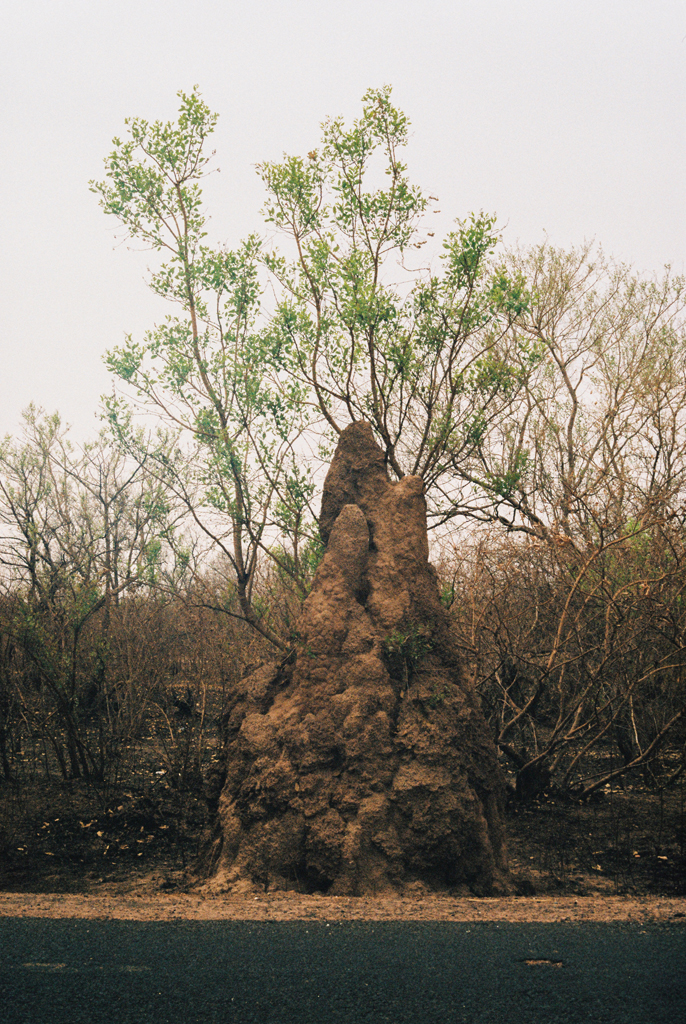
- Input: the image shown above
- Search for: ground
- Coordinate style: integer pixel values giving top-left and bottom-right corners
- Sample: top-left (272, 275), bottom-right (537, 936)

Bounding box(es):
top-left (1, 769), bottom-right (684, 922)
top-left (1, 891), bottom-right (685, 924)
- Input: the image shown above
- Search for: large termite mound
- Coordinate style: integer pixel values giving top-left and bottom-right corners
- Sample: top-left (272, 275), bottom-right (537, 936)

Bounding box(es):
top-left (207, 422), bottom-right (509, 895)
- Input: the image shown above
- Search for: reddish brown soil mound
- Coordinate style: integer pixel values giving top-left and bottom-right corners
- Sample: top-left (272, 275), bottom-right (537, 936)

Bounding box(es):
top-left (206, 422), bottom-right (508, 895)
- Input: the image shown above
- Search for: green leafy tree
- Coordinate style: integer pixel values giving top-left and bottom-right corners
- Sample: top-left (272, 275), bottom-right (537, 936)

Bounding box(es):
top-left (259, 85), bottom-right (534, 526)
top-left (91, 88), bottom-right (312, 649)
top-left (92, 86), bottom-right (534, 648)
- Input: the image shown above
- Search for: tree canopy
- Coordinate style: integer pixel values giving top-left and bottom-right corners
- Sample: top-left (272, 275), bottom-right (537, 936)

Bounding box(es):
top-left (90, 86), bottom-right (540, 643)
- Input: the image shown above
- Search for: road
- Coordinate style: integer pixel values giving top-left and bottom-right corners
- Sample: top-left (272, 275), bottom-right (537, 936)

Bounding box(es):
top-left (1, 919), bottom-right (684, 1023)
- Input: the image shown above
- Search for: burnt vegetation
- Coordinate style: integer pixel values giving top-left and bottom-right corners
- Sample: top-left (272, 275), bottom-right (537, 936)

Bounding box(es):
top-left (0, 411), bottom-right (683, 895)
top-left (2, 89), bottom-right (686, 895)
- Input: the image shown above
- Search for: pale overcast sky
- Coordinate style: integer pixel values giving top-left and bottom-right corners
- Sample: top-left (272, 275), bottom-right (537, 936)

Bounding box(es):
top-left (2, 0), bottom-right (685, 439)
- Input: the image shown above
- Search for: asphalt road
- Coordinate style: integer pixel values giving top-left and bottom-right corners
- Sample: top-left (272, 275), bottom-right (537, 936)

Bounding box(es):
top-left (0, 918), bottom-right (684, 1024)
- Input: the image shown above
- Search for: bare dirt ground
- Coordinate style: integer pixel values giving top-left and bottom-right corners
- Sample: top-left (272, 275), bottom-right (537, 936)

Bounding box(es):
top-left (2, 765), bottom-right (684, 924)
top-left (1, 889), bottom-right (685, 924)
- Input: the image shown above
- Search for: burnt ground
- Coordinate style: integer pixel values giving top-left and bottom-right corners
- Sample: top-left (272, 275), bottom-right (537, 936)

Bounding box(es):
top-left (1, 763), bottom-right (684, 901)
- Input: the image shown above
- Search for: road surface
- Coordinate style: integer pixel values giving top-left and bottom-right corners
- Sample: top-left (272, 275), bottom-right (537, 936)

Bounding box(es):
top-left (1, 918), bottom-right (684, 1023)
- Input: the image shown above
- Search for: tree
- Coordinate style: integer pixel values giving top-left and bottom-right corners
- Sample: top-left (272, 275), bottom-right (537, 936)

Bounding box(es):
top-left (92, 87), bottom-right (534, 649)
top-left (458, 243), bottom-right (686, 537)
top-left (0, 408), bottom-right (184, 781)
top-left (446, 244), bottom-right (686, 798)
top-left (259, 85), bottom-right (533, 525)
top-left (92, 88), bottom-right (314, 649)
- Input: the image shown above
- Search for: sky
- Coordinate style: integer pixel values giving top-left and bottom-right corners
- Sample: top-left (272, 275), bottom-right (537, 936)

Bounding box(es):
top-left (1, 0), bottom-right (685, 440)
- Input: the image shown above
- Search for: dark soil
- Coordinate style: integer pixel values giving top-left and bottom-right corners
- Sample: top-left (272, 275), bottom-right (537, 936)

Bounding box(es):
top-left (1, 769), bottom-right (684, 898)
top-left (0, 775), bottom-right (208, 895)
top-left (505, 784), bottom-right (686, 896)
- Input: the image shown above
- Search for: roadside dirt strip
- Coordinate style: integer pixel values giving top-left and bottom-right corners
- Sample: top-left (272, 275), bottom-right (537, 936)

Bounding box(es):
top-left (1, 894), bottom-right (685, 924)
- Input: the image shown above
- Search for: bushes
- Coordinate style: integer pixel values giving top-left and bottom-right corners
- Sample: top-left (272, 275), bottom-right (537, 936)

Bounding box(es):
top-left (0, 583), bottom-right (268, 788)
top-left (0, 410), bottom-right (266, 789)
top-left (446, 524), bottom-right (686, 800)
